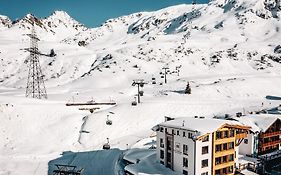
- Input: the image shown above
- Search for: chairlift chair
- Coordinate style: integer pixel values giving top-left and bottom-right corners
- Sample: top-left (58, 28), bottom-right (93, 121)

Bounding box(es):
top-left (106, 120), bottom-right (112, 125)
top-left (103, 143), bottom-right (110, 150)
top-left (139, 90), bottom-right (144, 96)
top-left (132, 101), bottom-right (137, 106)
top-left (103, 138), bottom-right (110, 150)
top-left (132, 97), bottom-right (137, 106)
top-left (106, 115), bottom-right (112, 125)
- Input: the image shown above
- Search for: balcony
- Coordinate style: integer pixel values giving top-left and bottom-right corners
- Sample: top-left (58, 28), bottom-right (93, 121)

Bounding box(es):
top-left (261, 131), bottom-right (281, 138)
top-left (214, 161), bottom-right (235, 170)
top-left (262, 139), bottom-right (281, 148)
top-left (214, 149), bottom-right (235, 157)
top-left (215, 137), bottom-right (235, 144)
top-left (236, 132), bottom-right (247, 139)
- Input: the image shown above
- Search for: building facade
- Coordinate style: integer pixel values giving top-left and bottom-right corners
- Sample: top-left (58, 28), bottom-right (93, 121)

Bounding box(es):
top-left (237, 114), bottom-right (281, 157)
top-left (155, 117), bottom-right (250, 175)
top-left (258, 118), bottom-right (281, 155)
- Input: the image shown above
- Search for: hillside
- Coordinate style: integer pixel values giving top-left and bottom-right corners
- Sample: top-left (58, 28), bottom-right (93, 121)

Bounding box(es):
top-left (1, 0), bottom-right (281, 174)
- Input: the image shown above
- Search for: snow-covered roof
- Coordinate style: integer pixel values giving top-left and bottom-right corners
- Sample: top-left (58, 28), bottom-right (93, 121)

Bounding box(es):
top-left (158, 117), bottom-right (246, 138)
top-left (123, 148), bottom-right (156, 164)
top-left (232, 114), bottom-right (280, 133)
top-left (238, 154), bottom-right (260, 164)
top-left (124, 151), bottom-right (179, 175)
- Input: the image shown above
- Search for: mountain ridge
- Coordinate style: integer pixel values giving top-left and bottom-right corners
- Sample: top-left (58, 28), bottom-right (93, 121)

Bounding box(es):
top-left (0, 1), bottom-right (281, 88)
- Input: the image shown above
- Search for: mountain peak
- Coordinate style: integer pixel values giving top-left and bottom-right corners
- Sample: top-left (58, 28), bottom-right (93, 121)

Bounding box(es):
top-left (25, 13), bottom-right (35, 18)
top-left (0, 15), bottom-right (12, 28)
top-left (50, 10), bottom-right (71, 19)
top-left (44, 10), bottom-right (87, 32)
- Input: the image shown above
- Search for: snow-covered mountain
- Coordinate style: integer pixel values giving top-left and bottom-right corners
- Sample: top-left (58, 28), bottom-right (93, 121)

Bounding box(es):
top-left (0, 15), bottom-right (12, 29)
top-left (1, 0), bottom-right (281, 175)
top-left (1, 0), bottom-right (281, 88)
top-left (0, 11), bottom-right (87, 41)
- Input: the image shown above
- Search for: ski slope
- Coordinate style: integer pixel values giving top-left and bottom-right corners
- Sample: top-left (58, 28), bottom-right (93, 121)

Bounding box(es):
top-left (0, 0), bottom-right (281, 174)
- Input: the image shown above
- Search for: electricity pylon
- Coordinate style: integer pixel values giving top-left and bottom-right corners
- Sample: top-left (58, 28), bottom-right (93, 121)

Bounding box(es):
top-left (25, 24), bottom-right (47, 99)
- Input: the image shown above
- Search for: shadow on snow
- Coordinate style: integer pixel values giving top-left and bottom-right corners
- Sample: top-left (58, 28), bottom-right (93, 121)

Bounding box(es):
top-left (48, 149), bottom-right (125, 175)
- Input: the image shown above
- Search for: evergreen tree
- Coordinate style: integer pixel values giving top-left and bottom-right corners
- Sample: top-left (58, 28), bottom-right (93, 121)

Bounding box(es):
top-left (185, 82), bottom-right (191, 94)
top-left (50, 49), bottom-right (56, 57)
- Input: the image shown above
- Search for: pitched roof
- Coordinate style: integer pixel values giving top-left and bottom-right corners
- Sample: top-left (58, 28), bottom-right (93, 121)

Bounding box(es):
top-left (232, 114), bottom-right (280, 132)
top-left (158, 117), bottom-right (246, 139)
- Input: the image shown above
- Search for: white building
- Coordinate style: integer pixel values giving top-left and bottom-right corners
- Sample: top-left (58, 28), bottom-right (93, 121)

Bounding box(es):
top-left (154, 117), bottom-right (250, 175)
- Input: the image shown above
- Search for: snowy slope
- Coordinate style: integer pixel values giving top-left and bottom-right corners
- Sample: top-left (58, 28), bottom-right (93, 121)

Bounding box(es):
top-left (1, 0), bottom-right (281, 174)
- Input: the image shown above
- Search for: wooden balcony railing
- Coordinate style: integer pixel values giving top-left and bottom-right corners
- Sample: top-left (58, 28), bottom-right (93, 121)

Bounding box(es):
top-left (262, 139), bottom-right (281, 148)
top-left (261, 131), bottom-right (281, 138)
top-left (214, 161), bottom-right (235, 170)
top-left (236, 133), bottom-right (247, 139)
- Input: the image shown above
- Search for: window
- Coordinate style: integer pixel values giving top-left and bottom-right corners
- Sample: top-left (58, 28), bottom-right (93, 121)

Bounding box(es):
top-left (230, 130), bottom-right (234, 137)
top-left (167, 140), bottom-right (172, 150)
top-left (175, 142), bottom-right (180, 152)
top-left (160, 150), bottom-right (164, 159)
top-left (215, 170), bottom-right (220, 175)
top-left (244, 139), bottom-right (248, 144)
top-left (216, 132), bottom-right (222, 139)
top-left (201, 159), bottom-right (208, 168)
top-left (229, 154), bottom-right (234, 161)
top-left (167, 152), bottom-right (172, 162)
top-left (202, 135), bottom-right (209, 142)
top-left (188, 132), bottom-right (193, 139)
top-left (222, 156), bottom-right (227, 163)
top-left (160, 138), bottom-right (164, 148)
top-left (165, 128), bottom-right (167, 133)
top-left (183, 131), bottom-right (186, 137)
top-left (177, 130), bottom-right (180, 136)
top-left (201, 172), bottom-right (208, 175)
top-left (202, 146), bottom-right (208, 155)
top-left (183, 144), bottom-right (188, 155)
top-left (223, 143), bottom-right (227, 150)
top-left (172, 129), bottom-right (175, 135)
top-left (215, 144), bottom-right (222, 152)
top-left (215, 157), bottom-right (221, 165)
top-left (229, 142), bottom-right (234, 149)
top-left (224, 131), bottom-right (229, 138)
top-left (228, 166), bottom-right (234, 173)
top-left (183, 157), bottom-right (188, 167)
top-left (223, 168), bottom-right (227, 174)
top-left (183, 170), bottom-right (188, 175)
top-left (160, 127), bottom-right (164, 132)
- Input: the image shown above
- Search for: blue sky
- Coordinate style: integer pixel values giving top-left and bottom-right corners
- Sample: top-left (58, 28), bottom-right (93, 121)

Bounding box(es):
top-left (0, 0), bottom-right (209, 27)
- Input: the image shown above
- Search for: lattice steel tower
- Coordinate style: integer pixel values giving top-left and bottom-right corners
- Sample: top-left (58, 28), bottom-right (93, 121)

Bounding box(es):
top-left (25, 24), bottom-right (47, 99)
